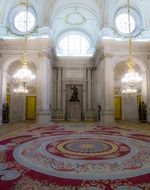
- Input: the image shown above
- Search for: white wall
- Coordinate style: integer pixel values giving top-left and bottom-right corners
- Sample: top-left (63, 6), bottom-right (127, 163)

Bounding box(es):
top-left (122, 95), bottom-right (138, 121)
top-left (53, 57), bottom-right (95, 119)
top-left (9, 94), bottom-right (26, 122)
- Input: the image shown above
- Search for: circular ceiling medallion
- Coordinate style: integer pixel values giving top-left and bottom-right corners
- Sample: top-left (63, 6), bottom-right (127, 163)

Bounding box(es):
top-left (65, 11), bottom-right (86, 25)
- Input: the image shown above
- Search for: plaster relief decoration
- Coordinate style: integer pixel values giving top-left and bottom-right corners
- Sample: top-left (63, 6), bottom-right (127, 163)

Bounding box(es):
top-left (94, 47), bottom-right (105, 65)
top-left (114, 87), bottom-right (121, 95)
top-left (65, 9), bottom-right (86, 25)
top-left (51, 2), bottom-right (100, 46)
top-left (65, 69), bottom-right (84, 79)
top-left (28, 86), bottom-right (36, 94)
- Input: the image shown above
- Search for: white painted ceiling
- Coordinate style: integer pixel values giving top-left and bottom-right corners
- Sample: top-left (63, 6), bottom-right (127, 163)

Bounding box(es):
top-left (0, 0), bottom-right (150, 44)
top-left (0, 0), bottom-right (147, 94)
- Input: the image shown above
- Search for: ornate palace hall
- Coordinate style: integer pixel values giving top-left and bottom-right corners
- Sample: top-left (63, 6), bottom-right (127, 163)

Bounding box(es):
top-left (0, 0), bottom-right (150, 189)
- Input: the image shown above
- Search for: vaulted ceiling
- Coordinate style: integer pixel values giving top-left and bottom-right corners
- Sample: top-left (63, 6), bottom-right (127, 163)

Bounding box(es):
top-left (0, 0), bottom-right (150, 45)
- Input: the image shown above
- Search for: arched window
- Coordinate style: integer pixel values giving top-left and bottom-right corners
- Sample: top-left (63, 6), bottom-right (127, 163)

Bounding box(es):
top-left (9, 6), bottom-right (37, 34)
top-left (114, 7), bottom-right (142, 36)
top-left (57, 33), bottom-right (93, 56)
top-left (115, 13), bottom-right (135, 34)
top-left (14, 11), bottom-right (36, 33)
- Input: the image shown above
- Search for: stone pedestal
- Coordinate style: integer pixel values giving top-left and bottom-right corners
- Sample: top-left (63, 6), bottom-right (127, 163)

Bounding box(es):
top-left (85, 110), bottom-right (96, 121)
top-left (68, 102), bottom-right (81, 121)
top-left (100, 109), bottom-right (115, 124)
top-left (52, 110), bottom-right (64, 121)
top-left (37, 110), bottom-right (51, 124)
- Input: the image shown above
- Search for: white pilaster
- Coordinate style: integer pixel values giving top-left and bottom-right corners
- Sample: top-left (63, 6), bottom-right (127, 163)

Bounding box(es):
top-left (51, 67), bottom-right (64, 121)
top-left (52, 68), bottom-right (57, 110)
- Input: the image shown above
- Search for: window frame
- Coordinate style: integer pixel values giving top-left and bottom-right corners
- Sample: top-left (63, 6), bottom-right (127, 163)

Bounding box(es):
top-left (114, 7), bottom-right (142, 37)
top-left (56, 31), bottom-right (93, 57)
top-left (9, 5), bottom-right (37, 35)
top-left (115, 13), bottom-right (136, 34)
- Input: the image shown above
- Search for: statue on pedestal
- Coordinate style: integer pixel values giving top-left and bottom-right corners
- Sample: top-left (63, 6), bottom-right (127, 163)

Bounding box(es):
top-left (2, 103), bottom-right (9, 123)
top-left (69, 85), bottom-right (79, 102)
top-left (97, 104), bottom-right (101, 121)
top-left (139, 101), bottom-right (147, 122)
top-left (141, 101), bottom-right (147, 122)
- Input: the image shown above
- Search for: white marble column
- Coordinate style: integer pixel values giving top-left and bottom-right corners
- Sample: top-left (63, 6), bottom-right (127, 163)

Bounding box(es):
top-left (85, 67), bottom-right (96, 120)
top-left (37, 53), bottom-right (51, 124)
top-left (98, 54), bottom-right (114, 124)
top-left (146, 70), bottom-right (150, 122)
top-left (52, 68), bottom-right (57, 110)
top-left (92, 67), bottom-right (96, 110)
top-left (54, 67), bottom-right (64, 120)
top-left (62, 68), bottom-right (66, 115)
top-left (82, 68), bottom-right (87, 117)
top-left (141, 72), bottom-right (147, 103)
top-left (87, 68), bottom-right (92, 110)
top-left (57, 67), bottom-right (62, 110)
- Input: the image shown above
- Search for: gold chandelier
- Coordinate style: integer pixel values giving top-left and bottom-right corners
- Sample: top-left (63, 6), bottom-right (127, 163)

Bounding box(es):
top-left (13, 0), bottom-right (36, 93)
top-left (121, 0), bottom-right (142, 94)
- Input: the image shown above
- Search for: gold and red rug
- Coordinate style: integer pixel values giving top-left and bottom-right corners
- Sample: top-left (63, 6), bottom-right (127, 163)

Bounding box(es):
top-left (0, 123), bottom-right (150, 190)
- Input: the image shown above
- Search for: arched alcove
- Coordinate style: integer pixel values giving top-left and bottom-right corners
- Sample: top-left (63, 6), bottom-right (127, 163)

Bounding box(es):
top-left (113, 56), bottom-right (147, 121)
top-left (1, 55), bottom-right (37, 123)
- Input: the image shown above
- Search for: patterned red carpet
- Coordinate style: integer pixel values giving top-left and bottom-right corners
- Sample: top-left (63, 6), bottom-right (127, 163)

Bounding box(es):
top-left (0, 123), bottom-right (150, 190)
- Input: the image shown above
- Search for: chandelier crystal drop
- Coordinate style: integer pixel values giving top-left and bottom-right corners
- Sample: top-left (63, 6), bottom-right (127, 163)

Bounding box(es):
top-left (13, 82), bottom-right (29, 94)
top-left (13, 64), bottom-right (36, 83)
top-left (122, 86), bottom-right (137, 94)
top-left (121, 69), bottom-right (142, 86)
top-left (121, 0), bottom-right (142, 94)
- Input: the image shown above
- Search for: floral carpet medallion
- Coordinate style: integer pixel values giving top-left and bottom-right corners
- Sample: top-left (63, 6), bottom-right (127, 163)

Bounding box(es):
top-left (0, 124), bottom-right (150, 190)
